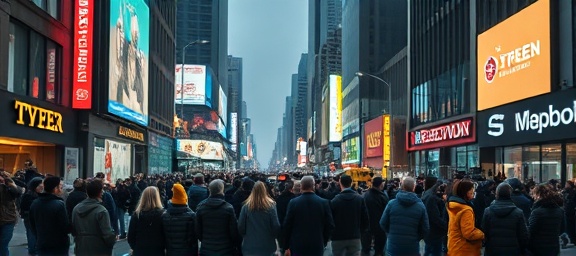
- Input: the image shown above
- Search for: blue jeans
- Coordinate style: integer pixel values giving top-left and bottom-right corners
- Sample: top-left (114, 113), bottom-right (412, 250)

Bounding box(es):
top-left (0, 223), bottom-right (15, 256)
top-left (117, 208), bottom-right (126, 237)
top-left (24, 218), bottom-right (37, 255)
top-left (424, 237), bottom-right (443, 256)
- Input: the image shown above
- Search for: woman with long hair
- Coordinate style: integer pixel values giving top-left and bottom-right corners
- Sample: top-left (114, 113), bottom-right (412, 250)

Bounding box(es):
top-left (446, 179), bottom-right (484, 256)
top-left (128, 186), bottom-right (166, 256)
top-left (528, 183), bottom-right (565, 255)
top-left (238, 181), bottom-right (281, 256)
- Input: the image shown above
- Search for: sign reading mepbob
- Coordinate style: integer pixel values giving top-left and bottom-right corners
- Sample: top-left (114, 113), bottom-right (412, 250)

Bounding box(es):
top-left (478, 89), bottom-right (576, 148)
top-left (477, 0), bottom-right (551, 111)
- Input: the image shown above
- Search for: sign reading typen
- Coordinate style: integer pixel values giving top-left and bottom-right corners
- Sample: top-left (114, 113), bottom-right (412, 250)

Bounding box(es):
top-left (477, 0), bottom-right (550, 111)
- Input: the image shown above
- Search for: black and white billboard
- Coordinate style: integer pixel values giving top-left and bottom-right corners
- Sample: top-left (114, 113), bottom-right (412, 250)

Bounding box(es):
top-left (478, 89), bottom-right (576, 147)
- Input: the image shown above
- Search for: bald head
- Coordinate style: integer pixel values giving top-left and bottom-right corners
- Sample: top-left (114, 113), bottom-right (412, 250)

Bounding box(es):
top-left (402, 177), bottom-right (416, 192)
top-left (300, 176), bottom-right (315, 192)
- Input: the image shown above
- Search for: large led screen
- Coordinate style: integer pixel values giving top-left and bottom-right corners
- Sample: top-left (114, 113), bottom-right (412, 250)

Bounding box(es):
top-left (329, 75), bottom-right (342, 142)
top-left (108, 0), bottom-right (149, 126)
top-left (175, 64), bottom-right (206, 105)
top-left (94, 138), bottom-right (132, 184)
top-left (217, 85), bottom-right (227, 138)
top-left (477, 0), bottom-right (550, 111)
top-left (230, 112), bottom-right (238, 151)
top-left (177, 139), bottom-right (224, 160)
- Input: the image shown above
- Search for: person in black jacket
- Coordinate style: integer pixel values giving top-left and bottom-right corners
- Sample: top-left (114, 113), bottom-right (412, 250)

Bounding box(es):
top-left (195, 179), bottom-right (240, 255)
top-left (361, 177), bottom-right (389, 256)
top-left (112, 179), bottom-right (131, 239)
top-left (330, 174), bottom-right (369, 255)
top-left (276, 180), bottom-right (296, 255)
top-left (505, 178), bottom-right (533, 221)
top-left (231, 177), bottom-right (254, 218)
top-left (19, 177), bottom-right (43, 256)
top-left (128, 186), bottom-right (166, 256)
top-left (65, 178), bottom-right (87, 221)
top-left (162, 183), bottom-right (197, 256)
top-left (421, 177), bottom-right (448, 256)
top-left (482, 183), bottom-right (529, 256)
top-left (29, 176), bottom-right (71, 255)
top-left (528, 183), bottom-right (565, 256)
top-left (562, 180), bottom-right (576, 244)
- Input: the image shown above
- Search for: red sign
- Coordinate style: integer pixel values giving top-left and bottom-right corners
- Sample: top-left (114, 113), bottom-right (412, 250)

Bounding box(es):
top-left (407, 118), bottom-right (476, 151)
top-left (364, 116), bottom-right (383, 158)
top-left (72, 0), bottom-right (94, 109)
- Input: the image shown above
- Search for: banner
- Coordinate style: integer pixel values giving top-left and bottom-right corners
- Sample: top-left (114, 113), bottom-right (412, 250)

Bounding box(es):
top-left (72, 0), bottom-right (94, 109)
top-left (177, 139), bottom-right (224, 160)
top-left (64, 148), bottom-right (79, 185)
top-left (329, 75), bottom-right (342, 142)
top-left (364, 116), bottom-right (383, 158)
top-left (175, 65), bottom-right (206, 105)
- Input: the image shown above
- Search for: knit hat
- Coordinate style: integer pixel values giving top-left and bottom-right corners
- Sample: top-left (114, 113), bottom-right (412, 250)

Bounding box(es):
top-left (171, 184), bottom-right (188, 205)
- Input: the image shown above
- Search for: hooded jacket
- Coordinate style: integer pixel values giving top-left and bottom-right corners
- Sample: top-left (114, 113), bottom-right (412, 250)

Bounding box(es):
top-left (379, 190), bottom-right (429, 255)
top-left (363, 187), bottom-right (389, 235)
top-left (481, 199), bottom-right (529, 256)
top-left (72, 198), bottom-right (116, 256)
top-left (330, 188), bottom-right (369, 240)
top-left (195, 195), bottom-right (240, 255)
top-left (447, 196), bottom-right (484, 256)
top-left (528, 198), bottom-right (565, 255)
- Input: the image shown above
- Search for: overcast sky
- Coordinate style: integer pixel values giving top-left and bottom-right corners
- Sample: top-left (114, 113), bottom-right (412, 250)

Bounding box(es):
top-left (229, 0), bottom-right (308, 168)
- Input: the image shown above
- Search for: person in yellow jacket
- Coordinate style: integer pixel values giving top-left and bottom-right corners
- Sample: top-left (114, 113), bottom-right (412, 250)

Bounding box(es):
top-left (446, 179), bottom-right (484, 256)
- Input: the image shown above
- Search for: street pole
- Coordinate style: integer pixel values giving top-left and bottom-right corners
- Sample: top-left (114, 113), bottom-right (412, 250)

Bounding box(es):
top-left (355, 72), bottom-right (393, 178)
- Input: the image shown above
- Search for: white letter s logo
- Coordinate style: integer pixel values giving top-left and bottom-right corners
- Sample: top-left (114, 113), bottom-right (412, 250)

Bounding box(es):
top-left (488, 114), bottom-right (505, 137)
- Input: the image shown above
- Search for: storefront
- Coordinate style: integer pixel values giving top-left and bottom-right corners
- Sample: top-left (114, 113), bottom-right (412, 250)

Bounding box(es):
top-left (80, 114), bottom-right (147, 182)
top-left (175, 139), bottom-right (226, 172)
top-left (0, 92), bottom-right (77, 177)
top-left (147, 131), bottom-right (174, 174)
top-left (478, 89), bottom-right (576, 183)
top-left (407, 115), bottom-right (478, 178)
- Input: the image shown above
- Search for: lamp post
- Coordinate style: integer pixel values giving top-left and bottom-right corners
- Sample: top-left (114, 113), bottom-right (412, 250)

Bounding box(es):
top-left (355, 71), bottom-right (393, 178)
top-left (179, 39), bottom-right (209, 119)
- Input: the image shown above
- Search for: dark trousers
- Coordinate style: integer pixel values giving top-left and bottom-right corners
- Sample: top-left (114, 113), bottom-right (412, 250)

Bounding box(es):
top-left (361, 230), bottom-right (386, 256)
top-left (424, 237), bottom-right (443, 256)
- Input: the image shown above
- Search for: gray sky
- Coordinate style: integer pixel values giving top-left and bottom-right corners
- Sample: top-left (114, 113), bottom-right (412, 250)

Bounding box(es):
top-left (228, 0), bottom-right (308, 168)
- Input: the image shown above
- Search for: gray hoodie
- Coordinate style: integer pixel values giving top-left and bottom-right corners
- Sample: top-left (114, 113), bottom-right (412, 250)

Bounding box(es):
top-left (72, 198), bottom-right (116, 256)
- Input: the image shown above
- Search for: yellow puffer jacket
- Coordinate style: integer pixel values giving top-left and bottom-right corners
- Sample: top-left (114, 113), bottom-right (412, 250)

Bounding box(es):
top-left (446, 196), bottom-right (484, 256)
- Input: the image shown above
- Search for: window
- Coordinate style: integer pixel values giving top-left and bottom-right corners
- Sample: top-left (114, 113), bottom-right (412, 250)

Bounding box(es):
top-left (541, 144), bottom-right (561, 182)
top-left (31, 0), bottom-right (60, 20)
top-left (567, 143), bottom-right (576, 182)
top-left (522, 145), bottom-right (540, 183)
top-left (8, 21), bottom-right (61, 103)
top-left (503, 146), bottom-right (521, 180)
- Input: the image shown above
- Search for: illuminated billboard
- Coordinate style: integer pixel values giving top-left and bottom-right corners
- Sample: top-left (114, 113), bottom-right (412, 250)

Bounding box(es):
top-left (230, 112), bottom-right (238, 151)
top-left (218, 85), bottom-right (227, 126)
top-left (72, 0), bottom-right (94, 109)
top-left (176, 139), bottom-right (224, 160)
top-left (108, 0), bottom-right (149, 126)
top-left (175, 65), bottom-right (206, 105)
top-left (342, 136), bottom-right (360, 164)
top-left (477, 0), bottom-right (550, 111)
top-left (329, 75), bottom-right (342, 142)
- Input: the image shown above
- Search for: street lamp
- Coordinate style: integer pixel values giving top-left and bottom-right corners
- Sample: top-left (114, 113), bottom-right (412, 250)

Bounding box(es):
top-left (355, 71), bottom-right (393, 178)
top-left (179, 39), bottom-right (210, 119)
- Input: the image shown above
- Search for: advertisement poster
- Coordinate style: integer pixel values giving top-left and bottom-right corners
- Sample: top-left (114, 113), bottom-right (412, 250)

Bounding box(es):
top-left (176, 139), bottom-right (224, 160)
top-left (64, 148), bottom-right (79, 185)
top-left (148, 132), bottom-right (173, 174)
top-left (175, 64), bottom-right (206, 105)
top-left (364, 116), bottom-right (383, 158)
top-left (329, 75), bottom-right (342, 142)
top-left (72, 0), bottom-right (94, 109)
top-left (94, 139), bottom-right (132, 183)
top-left (230, 112), bottom-right (238, 151)
top-left (477, 0), bottom-right (550, 110)
top-left (218, 85), bottom-right (227, 126)
top-left (342, 136), bottom-right (360, 164)
top-left (108, 0), bottom-right (149, 126)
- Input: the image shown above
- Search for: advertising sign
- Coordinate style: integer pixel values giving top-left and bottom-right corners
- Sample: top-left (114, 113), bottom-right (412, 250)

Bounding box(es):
top-left (478, 89), bottom-right (576, 147)
top-left (342, 136), bottom-right (360, 164)
top-left (298, 141), bottom-right (307, 167)
top-left (108, 0), bottom-right (149, 126)
top-left (72, 0), bottom-right (94, 109)
top-left (383, 114), bottom-right (391, 164)
top-left (94, 138), bottom-right (132, 184)
top-left (230, 112), bottom-right (238, 151)
top-left (148, 132), bottom-right (173, 174)
top-left (64, 148), bottom-right (79, 185)
top-left (364, 116), bottom-right (383, 158)
top-left (46, 48), bottom-right (56, 101)
top-left (408, 118), bottom-right (476, 151)
top-left (177, 139), bottom-right (224, 160)
top-left (218, 86), bottom-right (227, 126)
top-left (477, 0), bottom-right (550, 111)
top-left (329, 75), bottom-right (343, 142)
top-left (175, 64), bottom-right (207, 105)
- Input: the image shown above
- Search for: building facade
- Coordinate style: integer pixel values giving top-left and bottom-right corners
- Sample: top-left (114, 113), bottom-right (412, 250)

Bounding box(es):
top-left (227, 55), bottom-right (243, 167)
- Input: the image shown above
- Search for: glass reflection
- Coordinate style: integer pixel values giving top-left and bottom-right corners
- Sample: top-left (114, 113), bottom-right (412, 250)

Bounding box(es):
top-left (568, 144), bottom-right (576, 182)
top-left (542, 144), bottom-right (561, 182)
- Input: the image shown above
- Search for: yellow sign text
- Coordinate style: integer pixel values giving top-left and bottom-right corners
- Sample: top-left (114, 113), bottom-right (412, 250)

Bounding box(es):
top-left (15, 100), bottom-right (63, 133)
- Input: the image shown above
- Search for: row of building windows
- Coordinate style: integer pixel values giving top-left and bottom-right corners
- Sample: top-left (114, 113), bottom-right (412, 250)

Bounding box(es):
top-left (31, 0), bottom-right (60, 20)
top-left (7, 21), bottom-right (61, 104)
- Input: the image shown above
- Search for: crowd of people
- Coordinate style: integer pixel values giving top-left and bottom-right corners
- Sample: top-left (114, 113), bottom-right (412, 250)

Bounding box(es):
top-left (0, 164), bottom-right (575, 256)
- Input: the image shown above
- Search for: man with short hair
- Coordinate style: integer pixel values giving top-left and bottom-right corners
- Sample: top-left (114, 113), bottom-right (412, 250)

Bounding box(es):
top-left (30, 176), bottom-right (71, 255)
top-left (362, 177), bottom-right (389, 256)
top-left (283, 176), bottom-right (334, 255)
top-left (72, 179), bottom-right (116, 255)
top-left (66, 178), bottom-right (87, 220)
top-left (188, 173), bottom-right (209, 211)
top-left (331, 174), bottom-right (369, 256)
top-left (195, 179), bottom-right (240, 255)
top-left (380, 177), bottom-right (429, 256)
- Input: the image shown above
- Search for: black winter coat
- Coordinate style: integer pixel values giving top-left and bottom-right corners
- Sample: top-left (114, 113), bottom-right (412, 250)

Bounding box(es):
top-left (275, 191), bottom-right (296, 225)
top-left (162, 203), bottom-right (197, 256)
top-left (363, 187), bottom-right (389, 235)
top-left (195, 195), bottom-right (240, 255)
top-left (528, 198), bottom-right (565, 256)
top-left (112, 185), bottom-right (131, 210)
top-left (330, 189), bottom-right (369, 240)
top-left (481, 199), bottom-right (529, 256)
top-left (421, 185), bottom-right (447, 240)
top-left (128, 209), bottom-right (166, 256)
top-left (511, 192), bottom-right (532, 221)
top-left (29, 193), bottom-right (70, 255)
top-left (66, 190), bottom-right (87, 220)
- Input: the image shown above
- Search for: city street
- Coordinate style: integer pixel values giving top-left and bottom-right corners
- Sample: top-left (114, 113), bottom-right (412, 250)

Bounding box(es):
top-left (8, 216), bottom-right (576, 256)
